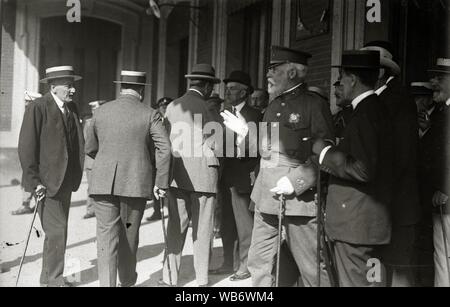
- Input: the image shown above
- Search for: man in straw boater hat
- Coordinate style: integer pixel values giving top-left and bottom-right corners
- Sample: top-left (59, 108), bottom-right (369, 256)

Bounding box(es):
top-left (18, 66), bottom-right (84, 286)
top-left (361, 41), bottom-right (421, 287)
top-left (223, 46), bottom-right (335, 287)
top-left (312, 50), bottom-right (395, 286)
top-left (420, 57), bottom-right (450, 287)
top-left (159, 64), bottom-right (221, 287)
top-left (85, 71), bottom-right (171, 287)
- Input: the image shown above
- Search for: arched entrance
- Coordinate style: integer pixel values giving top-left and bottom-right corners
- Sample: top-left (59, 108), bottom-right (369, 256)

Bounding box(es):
top-left (39, 16), bottom-right (121, 118)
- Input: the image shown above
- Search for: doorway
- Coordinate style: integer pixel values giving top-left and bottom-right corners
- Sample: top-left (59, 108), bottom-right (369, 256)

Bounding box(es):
top-left (39, 16), bottom-right (121, 118)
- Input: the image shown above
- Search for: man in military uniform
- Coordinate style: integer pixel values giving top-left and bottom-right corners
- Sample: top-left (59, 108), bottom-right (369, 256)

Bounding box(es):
top-left (223, 46), bottom-right (334, 287)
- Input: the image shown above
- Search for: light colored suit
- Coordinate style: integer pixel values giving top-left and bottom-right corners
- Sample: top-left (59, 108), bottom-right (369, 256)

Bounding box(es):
top-left (162, 89), bottom-right (219, 286)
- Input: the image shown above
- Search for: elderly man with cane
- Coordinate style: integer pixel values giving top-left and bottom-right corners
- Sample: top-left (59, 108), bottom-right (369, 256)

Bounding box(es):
top-left (18, 66), bottom-right (84, 287)
top-left (223, 46), bottom-right (334, 287)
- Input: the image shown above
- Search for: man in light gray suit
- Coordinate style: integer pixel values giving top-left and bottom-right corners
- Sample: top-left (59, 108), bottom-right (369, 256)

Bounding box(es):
top-left (159, 64), bottom-right (221, 287)
top-left (85, 70), bottom-right (171, 287)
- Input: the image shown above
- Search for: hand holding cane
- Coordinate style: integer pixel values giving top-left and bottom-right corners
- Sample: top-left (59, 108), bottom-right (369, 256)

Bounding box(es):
top-left (15, 191), bottom-right (45, 287)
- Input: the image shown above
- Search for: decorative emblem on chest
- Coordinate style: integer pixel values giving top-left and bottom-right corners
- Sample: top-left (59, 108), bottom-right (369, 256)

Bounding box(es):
top-left (289, 113), bottom-right (301, 124)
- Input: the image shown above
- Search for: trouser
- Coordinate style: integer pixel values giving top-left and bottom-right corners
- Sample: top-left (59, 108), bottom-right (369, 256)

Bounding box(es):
top-left (331, 241), bottom-right (386, 287)
top-left (248, 210), bottom-right (330, 287)
top-left (433, 212), bottom-right (450, 287)
top-left (382, 224), bottom-right (418, 287)
top-left (220, 185), bottom-right (238, 269)
top-left (228, 187), bottom-right (253, 273)
top-left (93, 195), bottom-right (146, 287)
top-left (162, 188), bottom-right (216, 286)
top-left (38, 188), bottom-right (72, 286)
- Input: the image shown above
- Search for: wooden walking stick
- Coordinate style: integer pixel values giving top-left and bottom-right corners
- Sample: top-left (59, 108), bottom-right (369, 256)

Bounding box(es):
top-left (275, 194), bottom-right (285, 287)
top-left (15, 194), bottom-right (44, 287)
top-left (159, 197), bottom-right (173, 286)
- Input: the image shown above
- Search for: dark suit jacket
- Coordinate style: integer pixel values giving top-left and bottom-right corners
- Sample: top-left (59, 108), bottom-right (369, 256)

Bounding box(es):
top-left (85, 94), bottom-right (171, 199)
top-left (18, 93), bottom-right (85, 197)
top-left (379, 78), bottom-right (421, 226)
top-left (322, 94), bottom-right (394, 245)
top-left (419, 102), bottom-right (450, 214)
top-left (222, 103), bottom-right (262, 193)
top-left (165, 90), bottom-right (220, 194)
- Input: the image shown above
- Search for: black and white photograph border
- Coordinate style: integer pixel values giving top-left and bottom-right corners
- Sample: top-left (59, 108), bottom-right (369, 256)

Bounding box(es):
top-left (0, 0), bottom-right (449, 289)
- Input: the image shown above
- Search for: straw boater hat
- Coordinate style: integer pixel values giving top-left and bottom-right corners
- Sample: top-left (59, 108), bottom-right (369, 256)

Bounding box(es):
top-left (428, 58), bottom-right (450, 75)
top-left (114, 71), bottom-right (150, 85)
top-left (360, 41), bottom-right (401, 76)
top-left (185, 64), bottom-right (220, 84)
top-left (39, 66), bottom-right (82, 83)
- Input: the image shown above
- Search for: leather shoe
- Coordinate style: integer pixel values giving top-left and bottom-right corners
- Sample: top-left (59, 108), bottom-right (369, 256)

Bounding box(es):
top-left (229, 272), bottom-right (251, 281)
top-left (209, 266), bottom-right (234, 275)
top-left (83, 212), bottom-right (95, 219)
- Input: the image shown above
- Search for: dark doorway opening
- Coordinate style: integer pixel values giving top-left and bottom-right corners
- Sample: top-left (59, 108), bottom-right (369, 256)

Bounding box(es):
top-left (39, 17), bottom-right (122, 118)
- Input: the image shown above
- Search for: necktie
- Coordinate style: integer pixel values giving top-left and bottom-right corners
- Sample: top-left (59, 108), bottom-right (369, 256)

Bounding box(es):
top-left (232, 106), bottom-right (237, 116)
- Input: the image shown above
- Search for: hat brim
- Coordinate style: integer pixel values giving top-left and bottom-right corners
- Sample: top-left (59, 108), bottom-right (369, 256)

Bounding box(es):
top-left (185, 74), bottom-right (221, 84)
top-left (113, 81), bottom-right (151, 86)
top-left (223, 79), bottom-right (254, 94)
top-left (331, 64), bottom-right (382, 69)
top-left (427, 69), bottom-right (450, 75)
top-left (40, 75), bottom-right (82, 83)
top-left (380, 58), bottom-right (401, 75)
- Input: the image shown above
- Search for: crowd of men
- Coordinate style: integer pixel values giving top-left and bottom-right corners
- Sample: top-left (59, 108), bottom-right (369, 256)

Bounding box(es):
top-left (15, 40), bottom-right (450, 287)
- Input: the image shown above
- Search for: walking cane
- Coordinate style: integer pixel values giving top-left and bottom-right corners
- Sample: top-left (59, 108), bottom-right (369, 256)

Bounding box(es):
top-left (439, 205), bottom-right (450, 284)
top-left (15, 194), bottom-right (44, 287)
top-left (159, 197), bottom-right (173, 286)
top-left (275, 194), bottom-right (285, 287)
top-left (316, 169), bottom-right (322, 287)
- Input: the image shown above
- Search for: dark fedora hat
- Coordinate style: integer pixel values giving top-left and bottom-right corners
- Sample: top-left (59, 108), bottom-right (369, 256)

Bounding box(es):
top-left (332, 50), bottom-right (381, 69)
top-left (223, 71), bottom-right (254, 94)
top-left (114, 70), bottom-right (150, 86)
top-left (269, 46), bottom-right (312, 68)
top-left (185, 63), bottom-right (220, 84)
top-left (428, 58), bottom-right (450, 75)
top-left (40, 66), bottom-right (82, 83)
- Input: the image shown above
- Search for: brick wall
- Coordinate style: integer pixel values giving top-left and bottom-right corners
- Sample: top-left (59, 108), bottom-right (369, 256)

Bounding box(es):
top-left (0, 0), bottom-right (16, 131)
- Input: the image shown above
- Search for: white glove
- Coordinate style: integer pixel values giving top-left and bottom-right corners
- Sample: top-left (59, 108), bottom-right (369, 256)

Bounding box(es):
top-left (153, 186), bottom-right (167, 200)
top-left (270, 177), bottom-right (295, 196)
top-left (220, 110), bottom-right (249, 145)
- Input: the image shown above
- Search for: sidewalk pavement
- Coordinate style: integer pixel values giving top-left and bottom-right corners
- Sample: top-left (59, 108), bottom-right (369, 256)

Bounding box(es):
top-left (0, 180), bottom-right (252, 287)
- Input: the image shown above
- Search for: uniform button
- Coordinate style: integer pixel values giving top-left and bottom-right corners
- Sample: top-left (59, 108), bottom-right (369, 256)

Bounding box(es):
top-left (276, 113), bottom-right (281, 117)
top-left (281, 103), bottom-right (286, 107)
top-left (342, 203), bottom-right (346, 209)
top-left (272, 123), bottom-right (278, 128)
